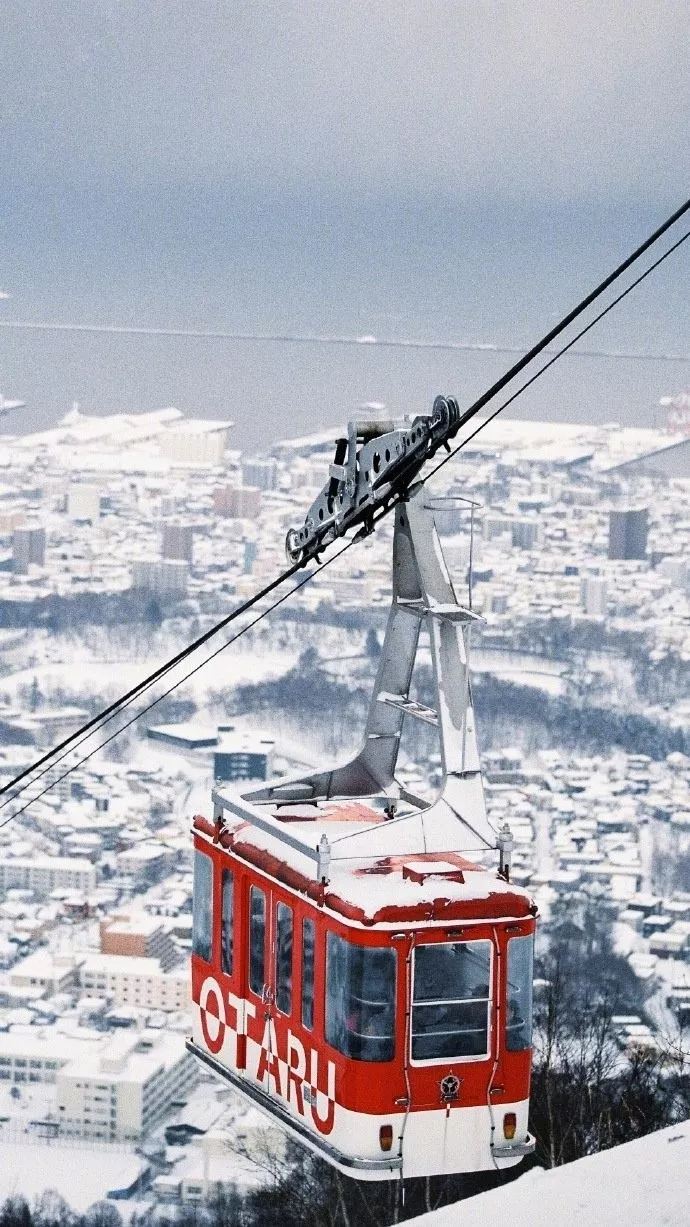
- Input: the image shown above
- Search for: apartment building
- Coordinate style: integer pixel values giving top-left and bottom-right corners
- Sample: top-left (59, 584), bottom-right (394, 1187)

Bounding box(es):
top-left (0, 855), bottom-right (97, 895)
top-left (57, 1030), bottom-right (198, 1142)
top-left (0, 1030), bottom-right (98, 1085)
top-left (9, 950), bottom-right (82, 996)
top-left (79, 953), bottom-right (188, 1012)
top-left (100, 913), bottom-right (179, 971)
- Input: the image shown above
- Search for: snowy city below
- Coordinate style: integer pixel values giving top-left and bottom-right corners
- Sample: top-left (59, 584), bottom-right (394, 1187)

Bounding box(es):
top-left (0, 398), bottom-right (689, 1214)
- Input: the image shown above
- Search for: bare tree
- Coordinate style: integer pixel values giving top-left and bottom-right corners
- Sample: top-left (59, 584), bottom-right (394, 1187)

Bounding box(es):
top-left (529, 926), bottom-right (690, 1168)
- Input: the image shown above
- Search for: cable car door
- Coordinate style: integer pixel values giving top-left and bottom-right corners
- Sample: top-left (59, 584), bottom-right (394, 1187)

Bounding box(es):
top-left (408, 935), bottom-right (495, 1109)
top-left (248, 883), bottom-right (294, 1099)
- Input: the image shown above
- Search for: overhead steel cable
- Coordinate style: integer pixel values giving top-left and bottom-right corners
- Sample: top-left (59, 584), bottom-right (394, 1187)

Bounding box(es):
top-left (0, 538), bottom-right (357, 831)
top-left (0, 195), bottom-right (688, 820)
top-left (424, 224), bottom-right (690, 484)
top-left (0, 552), bottom-right (312, 802)
top-left (431, 195), bottom-right (690, 446)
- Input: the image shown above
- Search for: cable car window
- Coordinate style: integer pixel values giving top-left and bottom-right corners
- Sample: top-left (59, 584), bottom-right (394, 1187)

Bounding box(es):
top-left (302, 918), bottom-right (315, 1031)
top-left (249, 886), bottom-right (266, 996)
top-left (275, 902), bottom-right (293, 1015)
top-left (192, 851), bottom-right (212, 962)
top-left (326, 933), bottom-right (395, 1062)
top-left (506, 934), bottom-right (534, 1051)
top-left (412, 941), bottom-right (491, 1060)
top-left (221, 869), bottom-right (234, 975)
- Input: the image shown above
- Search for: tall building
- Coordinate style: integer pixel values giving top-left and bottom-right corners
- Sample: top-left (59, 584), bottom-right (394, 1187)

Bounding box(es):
top-left (162, 521), bottom-right (194, 563)
top-left (0, 854), bottom-right (96, 895)
top-left (483, 514), bottom-right (543, 550)
top-left (79, 954), bottom-right (188, 1010)
top-left (489, 590), bottom-right (510, 615)
top-left (0, 1031), bottom-right (89, 1086)
top-left (608, 507), bottom-right (648, 560)
top-left (243, 539), bottom-right (258, 574)
top-left (159, 419), bottom-right (231, 465)
top-left (100, 914), bottom-right (179, 971)
top-left (581, 575), bottom-right (607, 617)
top-left (9, 950), bottom-right (81, 995)
top-left (57, 1030), bottom-right (198, 1142)
top-left (12, 524), bottom-right (45, 573)
top-left (432, 504), bottom-right (465, 535)
top-left (131, 558), bottom-right (189, 594)
top-left (510, 518), bottom-right (543, 551)
top-left (241, 457), bottom-right (278, 491)
top-left (213, 485), bottom-right (261, 518)
top-left (214, 729), bottom-right (275, 783)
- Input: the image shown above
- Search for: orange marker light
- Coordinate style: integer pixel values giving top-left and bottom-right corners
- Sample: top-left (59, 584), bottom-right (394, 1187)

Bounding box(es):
top-left (379, 1124), bottom-right (394, 1152)
top-left (503, 1112), bottom-right (517, 1140)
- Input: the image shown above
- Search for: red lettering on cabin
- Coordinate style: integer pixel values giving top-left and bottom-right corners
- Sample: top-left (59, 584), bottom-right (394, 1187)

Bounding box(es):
top-left (285, 1031), bottom-right (306, 1115)
top-left (257, 1019), bottom-right (283, 1098)
top-left (199, 976), bottom-right (226, 1055)
top-left (309, 1049), bottom-right (336, 1135)
top-left (227, 992), bottom-right (256, 1070)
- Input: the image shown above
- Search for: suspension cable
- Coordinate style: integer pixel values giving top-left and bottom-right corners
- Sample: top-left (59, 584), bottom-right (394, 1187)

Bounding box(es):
top-left (0, 538), bottom-right (356, 828)
top-left (0, 556), bottom-right (311, 802)
top-left (440, 195), bottom-right (690, 442)
top-left (425, 225), bottom-right (690, 484)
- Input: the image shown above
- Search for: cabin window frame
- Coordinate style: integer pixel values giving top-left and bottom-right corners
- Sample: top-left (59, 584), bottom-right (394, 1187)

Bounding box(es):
top-left (192, 849), bottom-right (213, 963)
top-left (325, 931), bottom-right (396, 1063)
top-left (410, 938), bottom-right (493, 1065)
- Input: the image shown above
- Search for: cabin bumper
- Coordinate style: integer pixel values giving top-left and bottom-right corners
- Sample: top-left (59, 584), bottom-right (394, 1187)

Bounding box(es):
top-left (491, 1134), bottom-right (536, 1160)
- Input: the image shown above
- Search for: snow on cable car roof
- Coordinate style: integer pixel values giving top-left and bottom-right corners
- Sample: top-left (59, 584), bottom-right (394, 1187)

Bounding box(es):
top-left (193, 796), bottom-right (535, 926)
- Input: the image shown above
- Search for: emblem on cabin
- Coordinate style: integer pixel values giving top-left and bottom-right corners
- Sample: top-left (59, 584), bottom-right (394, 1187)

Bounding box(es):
top-left (440, 1074), bottom-right (461, 1102)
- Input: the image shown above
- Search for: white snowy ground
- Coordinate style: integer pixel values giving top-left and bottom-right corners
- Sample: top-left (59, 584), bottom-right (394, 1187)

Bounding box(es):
top-left (0, 1138), bottom-right (147, 1213)
top-left (406, 1122), bottom-right (690, 1227)
top-left (0, 1088), bottom-right (279, 1213)
top-left (0, 646), bottom-right (297, 706)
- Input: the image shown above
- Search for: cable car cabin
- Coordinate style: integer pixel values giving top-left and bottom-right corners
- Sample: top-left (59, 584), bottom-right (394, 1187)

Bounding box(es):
top-left (189, 804), bottom-right (536, 1180)
top-left (187, 489), bottom-right (538, 1179)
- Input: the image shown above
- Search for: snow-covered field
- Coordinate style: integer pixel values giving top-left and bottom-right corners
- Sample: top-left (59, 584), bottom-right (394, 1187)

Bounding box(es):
top-left (0, 1137), bottom-right (147, 1213)
top-left (0, 647), bottom-right (297, 706)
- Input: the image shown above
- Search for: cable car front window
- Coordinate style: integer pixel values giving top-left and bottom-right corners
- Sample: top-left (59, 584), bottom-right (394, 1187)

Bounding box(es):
top-left (249, 886), bottom-right (266, 997)
top-left (192, 850), bottom-right (212, 962)
top-left (275, 902), bottom-right (293, 1015)
top-left (326, 933), bottom-right (395, 1062)
top-left (506, 933), bottom-right (534, 1051)
top-left (412, 940), bottom-right (491, 1060)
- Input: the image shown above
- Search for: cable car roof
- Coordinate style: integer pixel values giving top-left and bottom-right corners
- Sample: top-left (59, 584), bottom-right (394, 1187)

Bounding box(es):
top-left (193, 807), bottom-right (536, 928)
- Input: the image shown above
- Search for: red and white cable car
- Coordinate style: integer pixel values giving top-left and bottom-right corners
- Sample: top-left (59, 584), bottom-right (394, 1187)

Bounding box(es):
top-left (188, 490), bottom-right (537, 1179)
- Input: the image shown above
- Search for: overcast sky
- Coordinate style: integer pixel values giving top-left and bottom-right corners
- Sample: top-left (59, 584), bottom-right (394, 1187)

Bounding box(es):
top-left (1, 2), bottom-right (688, 441)
top-left (3, 1), bottom-right (687, 205)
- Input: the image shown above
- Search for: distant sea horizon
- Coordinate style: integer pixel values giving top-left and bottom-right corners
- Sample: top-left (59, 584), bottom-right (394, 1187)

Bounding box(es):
top-left (1, 195), bottom-right (687, 453)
